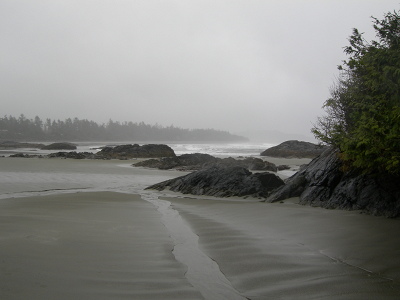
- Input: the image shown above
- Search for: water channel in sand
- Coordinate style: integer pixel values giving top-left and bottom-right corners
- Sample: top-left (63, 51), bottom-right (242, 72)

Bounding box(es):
top-left (141, 191), bottom-right (247, 300)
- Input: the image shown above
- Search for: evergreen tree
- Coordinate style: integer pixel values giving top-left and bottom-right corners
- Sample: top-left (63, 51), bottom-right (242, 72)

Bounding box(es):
top-left (313, 10), bottom-right (400, 174)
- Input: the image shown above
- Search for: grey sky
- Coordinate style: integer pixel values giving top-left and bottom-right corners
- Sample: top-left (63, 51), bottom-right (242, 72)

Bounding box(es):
top-left (1, 0), bottom-right (398, 140)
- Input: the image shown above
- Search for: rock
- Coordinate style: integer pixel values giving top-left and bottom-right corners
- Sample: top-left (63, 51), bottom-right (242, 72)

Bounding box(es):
top-left (0, 141), bottom-right (45, 149)
top-left (47, 151), bottom-right (98, 159)
top-left (9, 153), bottom-right (26, 158)
top-left (41, 142), bottom-right (77, 150)
top-left (134, 153), bottom-right (277, 171)
top-left (277, 165), bottom-right (290, 171)
top-left (135, 153), bottom-right (217, 170)
top-left (9, 153), bottom-right (43, 158)
top-left (266, 147), bottom-right (400, 217)
top-left (146, 165), bottom-right (284, 198)
top-left (97, 144), bottom-right (176, 159)
top-left (217, 157), bottom-right (277, 172)
top-left (260, 140), bottom-right (327, 158)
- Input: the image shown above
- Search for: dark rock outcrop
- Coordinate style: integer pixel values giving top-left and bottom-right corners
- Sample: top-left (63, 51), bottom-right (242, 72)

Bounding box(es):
top-left (260, 140), bottom-right (327, 158)
top-left (218, 157), bottom-right (277, 172)
top-left (9, 153), bottom-right (43, 158)
top-left (47, 151), bottom-right (98, 159)
top-left (135, 153), bottom-right (277, 171)
top-left (146, 165), bottom-right (284, 198)
top-left (135, 153), bottom-right (218, 170)
top-left (41, 142), bottom-right (77, 150)
top-left (266, 147), bottom-right (400, 217)
top-left (0, 141), bottom-right (45, 149)
top-left (97, 144), bottom-right (176, 159)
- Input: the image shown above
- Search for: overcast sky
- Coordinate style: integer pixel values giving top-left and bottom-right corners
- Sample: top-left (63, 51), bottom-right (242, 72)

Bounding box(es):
top-left (1, 0), bottom-right (398, 140)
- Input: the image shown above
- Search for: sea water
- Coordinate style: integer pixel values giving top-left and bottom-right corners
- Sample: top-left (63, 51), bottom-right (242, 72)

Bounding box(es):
top-left (0, 141), bottom-right (276, 158)
top-left (72, 141), bottom-right (276, 158)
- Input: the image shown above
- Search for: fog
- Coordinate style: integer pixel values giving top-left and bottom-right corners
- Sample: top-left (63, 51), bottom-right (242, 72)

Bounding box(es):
top-left (1, 0), bottom-right (398, 141)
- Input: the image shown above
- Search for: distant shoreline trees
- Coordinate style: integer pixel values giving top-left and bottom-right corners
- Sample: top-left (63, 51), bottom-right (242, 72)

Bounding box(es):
top-left (0, 114), bottom-right (248, 143)
top-left (312, 10), bottom-right (400, 175)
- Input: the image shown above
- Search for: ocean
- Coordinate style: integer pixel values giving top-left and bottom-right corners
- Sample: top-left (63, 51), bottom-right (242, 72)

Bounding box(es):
top-left (1, 141), bottom-right (276, 158)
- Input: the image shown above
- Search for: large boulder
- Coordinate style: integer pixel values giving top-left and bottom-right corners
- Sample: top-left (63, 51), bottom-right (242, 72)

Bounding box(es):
top-left (266, 147), bottom-right (400, 217)
top-left (135, 153), bottom-right (217, 170)
top-left (260, 140), bottom-right (327, 158)
top-left (41, 142), bottom-right (77, 150)
top-left (218, 157), bottom-right (277, 172)
top-left (98, 144), bottom-right (176, 159)
top-left (135, 153), bottom-right (277, 171)
top-left (146, 165), bottom-right (284, 198)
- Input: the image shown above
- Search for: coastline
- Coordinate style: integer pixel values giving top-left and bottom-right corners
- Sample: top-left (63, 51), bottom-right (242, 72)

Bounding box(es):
top-left (1, 156), bottom-right (399, 299)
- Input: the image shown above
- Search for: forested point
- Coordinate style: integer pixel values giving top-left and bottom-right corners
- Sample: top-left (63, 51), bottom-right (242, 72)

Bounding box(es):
top-left (0, 115), bottom-right (248, 142)
top-left (312, 9), bottom-right (400, 175)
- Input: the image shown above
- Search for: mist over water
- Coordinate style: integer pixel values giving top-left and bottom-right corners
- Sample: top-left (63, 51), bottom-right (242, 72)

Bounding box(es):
top-left (2, 1), bottom-right (398, 137)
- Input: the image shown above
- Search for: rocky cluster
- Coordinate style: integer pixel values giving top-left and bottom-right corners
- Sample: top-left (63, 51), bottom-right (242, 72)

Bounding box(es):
top-left (134, 153), bottom-right (278, 171)
top-left (0, 141), bottom-right (45, 149)
top-left (97, 144), bottom-right (176, 159)
top-left (266, 147), bottom-right (400, 217)
top-left (147, 165), bottom-right (284, 198)
top-left (7, 144), bottom-right (177, 160)
top-left (47, 152), bottom-right (98, 159)
top-left (134, 153), bottom-right (216, 170)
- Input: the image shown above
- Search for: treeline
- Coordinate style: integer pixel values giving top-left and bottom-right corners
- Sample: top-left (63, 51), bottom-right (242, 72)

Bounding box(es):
top-left (0, 114), bottom-right (248, 142)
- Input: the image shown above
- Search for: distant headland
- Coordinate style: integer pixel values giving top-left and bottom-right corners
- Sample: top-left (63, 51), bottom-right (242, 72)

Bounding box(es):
top-left (0, 114), bottom-right (248, 143)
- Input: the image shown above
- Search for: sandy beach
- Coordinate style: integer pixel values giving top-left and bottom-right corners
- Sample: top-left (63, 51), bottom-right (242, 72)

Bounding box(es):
top-left (1, 157), bottom-right (400, 299)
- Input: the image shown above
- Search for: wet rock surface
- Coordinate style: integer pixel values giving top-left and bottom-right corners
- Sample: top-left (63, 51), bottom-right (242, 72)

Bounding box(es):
top-left (267, 147), bottom-right (400, 217)
top-left (147, 165), bottom-right (284, 198)
top-left (0, 141), bottom-right (45, 149)
top-left (261, 140), bottom-right (327, 158)
top-left (47, 152), bottom-right (99, 159)
top-left (135, 153), bottom-right (278, 171)
top-left (41, 142), bottom-right (77, 150)
top-left (97, 144), bottom-right (176, 159)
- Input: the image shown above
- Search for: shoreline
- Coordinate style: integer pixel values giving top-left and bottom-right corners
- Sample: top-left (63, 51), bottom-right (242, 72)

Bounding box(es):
top-left (1, 156), bottom-right (399, 299)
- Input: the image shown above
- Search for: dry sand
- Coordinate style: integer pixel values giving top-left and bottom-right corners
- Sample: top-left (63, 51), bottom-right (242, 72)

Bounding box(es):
top-left (1, 157), bottom-right (400, 299)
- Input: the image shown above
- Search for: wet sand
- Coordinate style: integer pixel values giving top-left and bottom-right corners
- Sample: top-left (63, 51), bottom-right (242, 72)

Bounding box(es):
top-left (0, 192), bottom-right (203, 300)
top-left (1, 157), bottom-right (400, 299)
top-left (167, 197), bottom-right (400, 299)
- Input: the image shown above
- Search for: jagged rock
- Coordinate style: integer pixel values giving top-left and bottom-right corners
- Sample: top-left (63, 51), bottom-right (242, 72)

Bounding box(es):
top-left (98, 144), bottom-right (176, 159)
top-left (41, 142), bottom-right (77, 150)
top-left (266, 147), bottom-right (400, 217)
top-left (260, 140), bottom-right (327, 158)
top-left (146, 165), bottom-right (284, 198)
top-left (134, 153), bottom-right (277, 171)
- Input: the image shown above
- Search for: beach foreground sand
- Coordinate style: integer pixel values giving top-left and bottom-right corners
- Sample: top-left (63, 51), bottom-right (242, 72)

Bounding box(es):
top-left (1, 157), bottom-right (400, 299)
top-left (0, 192), bottom-right (203, 300)
top-left (166, 196), bottom-right (400, 299)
